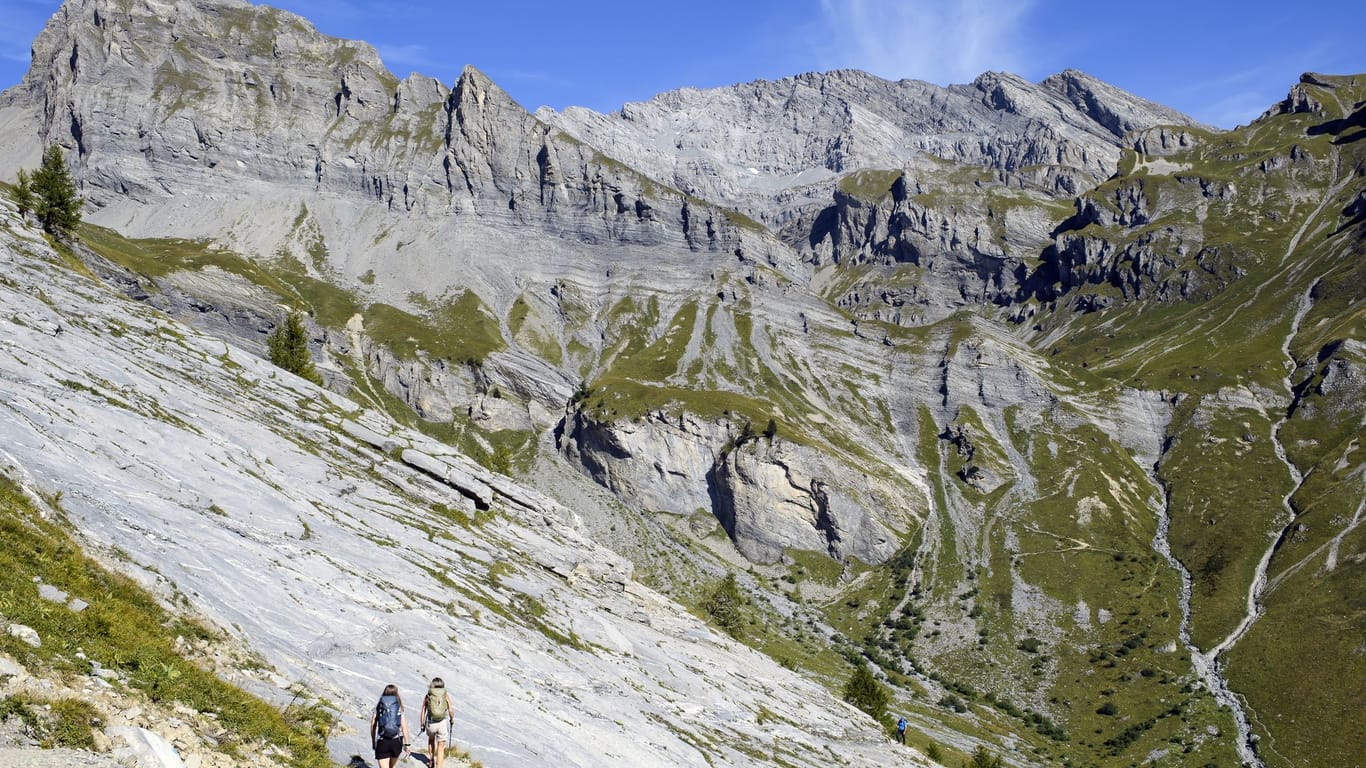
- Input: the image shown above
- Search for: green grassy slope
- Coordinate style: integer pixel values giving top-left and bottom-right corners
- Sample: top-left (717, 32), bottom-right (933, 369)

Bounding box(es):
top-left (0, 475), bottom-right (332, 765)
top-left (1025, 73), bottom-right (1366, 766)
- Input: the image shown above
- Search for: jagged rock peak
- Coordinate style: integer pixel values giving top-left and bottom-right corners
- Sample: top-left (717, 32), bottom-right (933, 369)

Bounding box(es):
top-left (22, 0), bottom-right (389, 88)
top-left (1258, 71), bottom-right (1365, 122)
top-left (1039, 68), bottom-right (1206, 137)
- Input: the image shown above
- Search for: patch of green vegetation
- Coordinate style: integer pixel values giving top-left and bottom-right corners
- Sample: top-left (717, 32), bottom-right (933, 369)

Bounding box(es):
top-left (270, 253), bottom-right (364, 330)
top-left (719, 206), bottom-right (766, 233)
top-left (286, 205), bottom-right (329, 272)
top-left (151, 58), bottom-right (211, 116)
top-left (338, 359), bottom-right (532, 477)
top-left (1158, 398), bottom-right (1290, 649)
top-left (0, 694), bottom-right (99, 749)
top-left (0, 476), bottom-right (332, 766)
top-left (1228, 479), bottom-right (1366, 767)
top-left (341, 101), bottom-right (445, 154)
top-left (699, 572), bottom-right (748, 638)
top-left (597, 299), bottom-right (696, 385)
top-left (786, 549), bottom-right (844, 586)
top-left (838, 169), bottom-right (903, 201)
top-left (217, 6), bottom-right (277, 57)
top-left (364, 290), bottom-right (505, 365)
top-left (508, 293), bottom-right (563, 366)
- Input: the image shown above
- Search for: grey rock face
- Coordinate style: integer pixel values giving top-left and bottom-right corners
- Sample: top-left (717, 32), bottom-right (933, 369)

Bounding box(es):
top-left (0, 205), bottom-right (920, 768)
top-left (0, 0), bottom-right (1202, 573)
top-left (543, 68), bottom-right (1201, 221)
top-left (1039, 69), bottom-right (1201, 139)
top-left (558, 409), bottom-right (905, 565)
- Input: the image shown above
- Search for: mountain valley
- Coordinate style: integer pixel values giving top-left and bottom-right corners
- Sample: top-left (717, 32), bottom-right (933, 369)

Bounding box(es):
top-left (0, 2), bottom-right (1362, 767)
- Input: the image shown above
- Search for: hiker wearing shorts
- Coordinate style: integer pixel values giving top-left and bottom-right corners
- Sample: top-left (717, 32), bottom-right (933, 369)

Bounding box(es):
top-left (369, 683), bottom-right (410, 768)
top-left (418, 676), bottom-right (455, 768)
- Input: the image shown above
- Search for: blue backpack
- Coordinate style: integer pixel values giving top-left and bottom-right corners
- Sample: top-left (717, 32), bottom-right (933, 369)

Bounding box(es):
top-left (376, 695), bottom-right (402, 739)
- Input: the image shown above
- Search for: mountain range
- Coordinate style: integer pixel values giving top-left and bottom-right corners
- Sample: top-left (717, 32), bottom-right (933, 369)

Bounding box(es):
top-left (0, 1), bottom-right (1362, 766)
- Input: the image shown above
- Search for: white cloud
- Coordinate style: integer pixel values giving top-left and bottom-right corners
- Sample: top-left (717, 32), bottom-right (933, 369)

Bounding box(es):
top-left (814, 0), bottom-right (1034, 85)
top-left (1196, 90), bottom-right (1277, 129)
top-left (375, 43), bottom-right (433, 72)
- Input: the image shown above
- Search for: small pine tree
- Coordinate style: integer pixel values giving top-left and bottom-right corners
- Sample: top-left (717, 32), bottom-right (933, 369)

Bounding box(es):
top-left (11, 168), bottom-right (34, 219)
top-left (267, 311), bottom-right (321, 384)
top-left (700, 572), bottom-right (745, 638)
top-left (842, 664), bottom-right (888, 721)
top-left (963, 745), bottom-right (1003, 768)
top-left (30, 146), bottom-right (82, 236)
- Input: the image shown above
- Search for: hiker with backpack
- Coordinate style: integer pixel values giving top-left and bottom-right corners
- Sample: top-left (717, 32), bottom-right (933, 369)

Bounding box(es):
top-left (418, 677), bottom-right (455, 768)
top-left (369, 683), bottom-right (411, 768)
top-left (895, 715), bottom-right (908, 744)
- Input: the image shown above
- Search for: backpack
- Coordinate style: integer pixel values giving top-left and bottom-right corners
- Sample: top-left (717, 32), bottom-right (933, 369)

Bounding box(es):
top-left (376, 695), bottom-right (401, 739)
top-left (426, 688), bottom-right (449, 722)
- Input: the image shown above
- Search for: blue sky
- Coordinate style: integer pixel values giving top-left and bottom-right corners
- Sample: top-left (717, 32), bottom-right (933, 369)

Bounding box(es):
top-left (1, 0), bottom-right (1362, 127)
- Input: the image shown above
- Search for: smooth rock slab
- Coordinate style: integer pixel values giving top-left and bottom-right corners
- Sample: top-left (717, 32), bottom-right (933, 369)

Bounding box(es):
top-left (7, 624), bottom-right (40, 648)
top-left (106, 726), bottom-right (185, 768)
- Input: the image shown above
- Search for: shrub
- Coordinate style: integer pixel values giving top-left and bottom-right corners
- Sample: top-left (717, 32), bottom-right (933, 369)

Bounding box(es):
top-left (842, 664), bottom-right (888, 721)
top-left (267, 311), bottom-right (321, 384)
top-left (47, 698), bottom-right (100, 750)
top-left (701, 572), bottom-right (746, 638)
top-left (29, 146), bottom-right (83, 237)
top-left (964, 745), bottom-right (1004, 768)
top-left (11, 168), bottom-right (33, 218)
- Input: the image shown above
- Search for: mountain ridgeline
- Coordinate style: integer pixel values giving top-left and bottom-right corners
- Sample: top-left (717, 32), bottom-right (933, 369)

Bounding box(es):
top-left (0, 1), bottom-right (1362, 767)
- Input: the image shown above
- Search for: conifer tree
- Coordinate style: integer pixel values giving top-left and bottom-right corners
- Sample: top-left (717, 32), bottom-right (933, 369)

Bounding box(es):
top-left (30, 146), bottom-right (82, 237)
top-left (842, 664), bottom-right (888, 721)
top-left (11, 169), bottom-right (34, 219)
top-left (267, 311), bottom-right (321, 384)
top-left (963, 745), bottom-right (1003, 768)
top-left (701, 572), bottom-right (746, 638)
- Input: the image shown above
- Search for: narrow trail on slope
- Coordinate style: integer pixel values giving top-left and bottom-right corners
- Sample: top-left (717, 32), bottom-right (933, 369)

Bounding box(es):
top-left (1266, 492), bottom-right (1366, 592)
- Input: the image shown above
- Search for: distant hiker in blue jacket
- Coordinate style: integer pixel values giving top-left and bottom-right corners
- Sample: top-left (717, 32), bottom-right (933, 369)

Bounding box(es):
top-left (370, 683), bottom-right (411, 768)
top-left (418, 676), bottom-right (455, 768)
top-left (895, 715), bottom-right (908, 744)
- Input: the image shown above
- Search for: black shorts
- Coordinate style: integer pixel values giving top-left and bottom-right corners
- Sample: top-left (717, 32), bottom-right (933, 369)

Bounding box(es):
top-left (375, 736), bottom-right (404, 759)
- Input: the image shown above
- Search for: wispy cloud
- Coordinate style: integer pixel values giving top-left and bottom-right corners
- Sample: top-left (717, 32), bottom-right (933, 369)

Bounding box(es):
top-left (1198, 91), bottom-right (1277, 129)
top-left (813, 0), bottom-right (1034, 85)
top-left (375, 43), bottom-right (434, 73)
